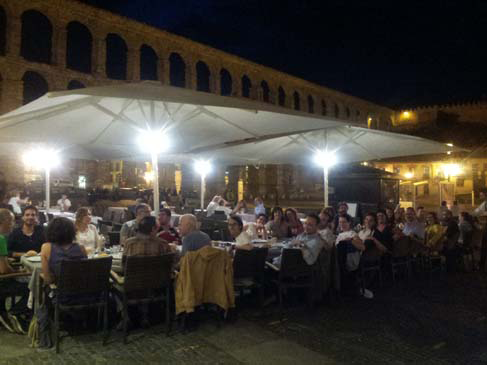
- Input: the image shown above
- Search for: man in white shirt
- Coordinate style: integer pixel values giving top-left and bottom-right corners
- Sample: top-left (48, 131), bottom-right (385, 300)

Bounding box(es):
top-left (254, 197), bottom-right (266, 216)
top-left (57, 194), bottom-right (71, 212)
top-left (8, 191), bottom-right (28, 215)
top-left (473, 188), bottom-right (487, 216)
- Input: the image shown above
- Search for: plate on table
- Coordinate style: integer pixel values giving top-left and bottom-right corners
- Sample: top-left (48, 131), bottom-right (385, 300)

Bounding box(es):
top-left (26, 256), bottom-right (41, 262)
top-left (252, 239), bottom-right (268, 244)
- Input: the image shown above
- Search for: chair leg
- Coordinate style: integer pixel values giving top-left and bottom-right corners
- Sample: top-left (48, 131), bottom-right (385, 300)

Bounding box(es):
top-left (103, 293), bottom-right (109, 345)
top-left (122, 295), bottom-right (129, 344)
top-left (55, 304), bottom-right (60, 354)
top-left (165, 287), bottom-right (171, 336)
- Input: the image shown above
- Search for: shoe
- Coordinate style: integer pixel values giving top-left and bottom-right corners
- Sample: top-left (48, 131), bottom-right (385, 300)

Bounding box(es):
top-left (8, 314), bottom-right (26, 334)
top-left (0, 312), bottom-right (15, 333)
top-left (360, 288), bottom-right (374, 299)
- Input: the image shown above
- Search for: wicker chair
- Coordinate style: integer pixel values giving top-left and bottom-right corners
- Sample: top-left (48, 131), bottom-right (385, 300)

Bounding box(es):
top-left (51, 257), bottom-right (112, 353)
top-left (111, 254), bottom-right (175, 343)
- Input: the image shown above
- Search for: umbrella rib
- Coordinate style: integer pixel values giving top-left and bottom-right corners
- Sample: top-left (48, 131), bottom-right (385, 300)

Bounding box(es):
top-left (200, 107), bottom-right (259, 138)
top-left (91, 102), bottom-right (141, 131)
top-left (334, 128), bottom-right (380, 159)
top-left (164, 107), bottom-right (204, 133)
top-left (136, 100), bottom-right (150, 129)
top-left (87, 100), bottom-right (134, 145)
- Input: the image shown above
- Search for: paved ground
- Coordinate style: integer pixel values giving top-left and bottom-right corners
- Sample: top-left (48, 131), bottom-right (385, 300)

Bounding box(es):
top-left (1, 272), bottom-right (487, 364)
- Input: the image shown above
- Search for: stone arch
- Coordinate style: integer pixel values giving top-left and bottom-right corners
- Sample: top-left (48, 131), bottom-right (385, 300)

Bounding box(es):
top-left (140, 44), bottom-right (158, 81)
top-left (334, 102), bottom-right (340, 118)
top-left (67, 80), bottom-right (85, 90)
top-left (66, 21), bottom-right (92, 73)
top-left (293, 91), bottom-right (300, 110)
top-left (0, 5), bottom-right (5, 56)
top-left (278, 86), bottom-right (286, 107)
top-left (261, 80), bottom-right (270, 102)
top-left (220, 68), bottom-right (232, 96)
top-left (106, 33), bottom-right (127, 80)
top-left (21, 10), bottom-right (52, 64)
top-left (196, 60), bottom-right (210, 92)
top-left (22, 71), bottom-right (48, 104)
top-left (241, 75), bottom-right (251, 98)
top-left (321, 99), bottom-right (327, 116)
top-left (307, 95), bottom-right (314, 113)
top-left (169, 52), bottom-right (185, 88)
top-left (345, 106), bottom-right (351, 119)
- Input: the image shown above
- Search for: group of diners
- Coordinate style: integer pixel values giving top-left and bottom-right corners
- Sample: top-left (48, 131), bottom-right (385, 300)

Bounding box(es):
top-left (0, 195), bottom-right (482, 340)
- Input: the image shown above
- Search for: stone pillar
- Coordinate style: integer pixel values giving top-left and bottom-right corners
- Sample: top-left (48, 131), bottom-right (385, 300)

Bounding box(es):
top-left (232, 74), bottom-right (241, 97)
top-left (1, 79), bottom-right (24, 113)
top-left (92, 34), bottom-right (107, 78)
top-left (210, 66), bottom-right (220, 95)
top-left (158, 53), bottom-right (169, 84)
top-left (126, 42), bottom-right (140, 81)
top-left (186, 58), bottom-right (196, 90)
top-left (6, 16), bottom-right (22, 58)
top-left (52, 21), bottom-right (67, 67)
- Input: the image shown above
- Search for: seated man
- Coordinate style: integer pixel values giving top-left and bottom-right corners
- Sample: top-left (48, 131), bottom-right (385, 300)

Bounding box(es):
top-left (124, 216), bottom-right (171, 258)
top-left (245, 213), bottom-right (268, 240)
top-left (179, 214), bottom-right (211, 255)
top-left (402, 207), bottom-right (425, 241)
top-left (228, 214), bottom-right (253, 250)
top-left (8, 205), bottom-right (46, 258)
top-left (120, 203), bottom-right (151, 246)
top-left (273, 214), bottom-right (325, 267)
top-left (57, 194), bottom-right (71, 212)
top-left (157, 208), bottom-right (181, 244)
top-left (0, 208), bottom-right (29, 333)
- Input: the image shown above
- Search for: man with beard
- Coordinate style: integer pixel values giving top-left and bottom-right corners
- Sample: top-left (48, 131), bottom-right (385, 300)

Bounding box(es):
top-left (8, 205), bottom-right (46, 258)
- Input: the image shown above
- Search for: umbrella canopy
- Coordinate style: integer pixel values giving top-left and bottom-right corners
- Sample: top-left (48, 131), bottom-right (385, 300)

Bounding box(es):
top-left (0, 81), bottom-right (345, 161)
top-left (191, 125), bottom-right (458, 166)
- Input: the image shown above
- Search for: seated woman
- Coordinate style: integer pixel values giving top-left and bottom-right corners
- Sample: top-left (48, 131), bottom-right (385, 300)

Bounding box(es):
top-left (285, 208), bottom-right (304, 237)
top-left (245, 213), bottom-right (268, 240)
top-left (228, 215), bottom-right (253, 250)
top-left (41, 217), bottom-right (87, 286)
top-left (358, 212), bottom-right (388, 255)
top-left (335, 214), bottom-right (364, 296)
top-left (265, 207), bottom-right (289, 239)
top-left (424, 212), bottom-right (445, 252)
top-left (375, 209), bottom-right (394, 251)
top-left (322, 206), bottom-right (336, 233)
top-left (75, 207), bottom-right (104, 254)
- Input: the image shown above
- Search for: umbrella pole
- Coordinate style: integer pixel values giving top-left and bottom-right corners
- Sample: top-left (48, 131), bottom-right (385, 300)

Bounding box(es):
top-left (200, 175), bottom-right (206, 210)
top-left (151, 153), bottom-right (160, 215)
top-left (45, 168), bottom-right (50, 213)
top-left (323, 167), bottom-right (329, 207)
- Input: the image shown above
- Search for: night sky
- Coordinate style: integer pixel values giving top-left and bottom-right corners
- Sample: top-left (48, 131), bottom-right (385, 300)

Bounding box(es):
top-left (80, 0), bottom-right (487, 109)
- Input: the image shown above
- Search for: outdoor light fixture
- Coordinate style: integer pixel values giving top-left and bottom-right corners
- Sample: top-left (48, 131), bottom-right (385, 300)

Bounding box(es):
top-left (22, 147), bottom-right (60, 170)
top-left (136, 128), bottom-right (169, 154)
top-left (442, 163), bottom-right (462, 178)
top-left (136, 128), bottom-right (169, 215)
top-left (446, 143), bottom-right (454, 147)
top-left (404, 172), bottom-right (414, 179)
top-left (22, 147), bottom-right (60, 212)
top-left (313, 150), bottom-right (337, 207)
top-left (194, 159), bottom-right (212, 210)
top-left (313, 150), bottom-right (337, 169)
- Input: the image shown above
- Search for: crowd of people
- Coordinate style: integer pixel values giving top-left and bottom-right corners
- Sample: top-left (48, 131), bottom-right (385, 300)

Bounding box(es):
top-left (0, 187), bottom-right (486, 346)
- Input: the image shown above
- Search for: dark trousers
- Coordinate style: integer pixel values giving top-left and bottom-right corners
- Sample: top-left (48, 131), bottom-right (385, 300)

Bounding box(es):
top-left (0, 280), bottom-right (29, 312)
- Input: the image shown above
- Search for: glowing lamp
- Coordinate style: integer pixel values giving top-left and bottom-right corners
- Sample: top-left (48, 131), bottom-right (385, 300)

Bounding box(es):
top-left (313, 150), bottom-right (337, 169)
top-left (22, 148), bottom-right (60, 170)
top-left (194, 159), bottom-right (212, 177)
top-left (137, 129), bottom-right (169, 154)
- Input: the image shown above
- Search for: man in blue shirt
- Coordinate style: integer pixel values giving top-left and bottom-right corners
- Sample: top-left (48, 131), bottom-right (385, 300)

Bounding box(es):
top-left (179, 214), bottom-right (211, 256)
top-left (254, 197), bottom-right (266, 216)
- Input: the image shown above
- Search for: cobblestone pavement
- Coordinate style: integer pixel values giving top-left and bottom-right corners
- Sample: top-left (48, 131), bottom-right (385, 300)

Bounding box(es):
top-left (1, 272), bottom-right (487, 364)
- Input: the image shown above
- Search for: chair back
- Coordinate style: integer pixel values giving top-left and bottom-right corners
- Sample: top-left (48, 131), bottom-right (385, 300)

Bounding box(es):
top-left (471, 227), bottom-right (484, 249)
top-left (279, 248), bottom-right (312, 279)
top-left (391, 236), bottom-right (411, 258)
top-left (123, 254), bottom-right (174, 292)
top-left (233, 247), bottom-right (268, 279)
top-left (57, 257), bottom-right (112, 296)
top-left (108, 231), bottom-right (120, 246)
top-left (112, 223), bottom-right (123, 232)
top-left (212, 211), bottom-right (227, 221)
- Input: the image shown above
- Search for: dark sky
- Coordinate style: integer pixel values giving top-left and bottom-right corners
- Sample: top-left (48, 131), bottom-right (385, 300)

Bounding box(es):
top-left (80, 0), bottom-right (487, 109)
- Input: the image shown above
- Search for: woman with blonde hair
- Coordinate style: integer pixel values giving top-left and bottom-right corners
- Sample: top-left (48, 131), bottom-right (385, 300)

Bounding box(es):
top-left (75, 207), bottom-right (104, 252)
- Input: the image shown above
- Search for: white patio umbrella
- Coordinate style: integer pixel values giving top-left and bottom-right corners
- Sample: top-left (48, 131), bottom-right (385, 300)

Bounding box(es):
top-left (0, 81), bottom-right (346, 213)
top-left (188, 126), bottom-right (460, 206)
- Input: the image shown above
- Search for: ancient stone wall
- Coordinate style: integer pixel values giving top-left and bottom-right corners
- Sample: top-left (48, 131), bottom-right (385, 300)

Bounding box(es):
top-left (0, 0), bottom-right (393, 125)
